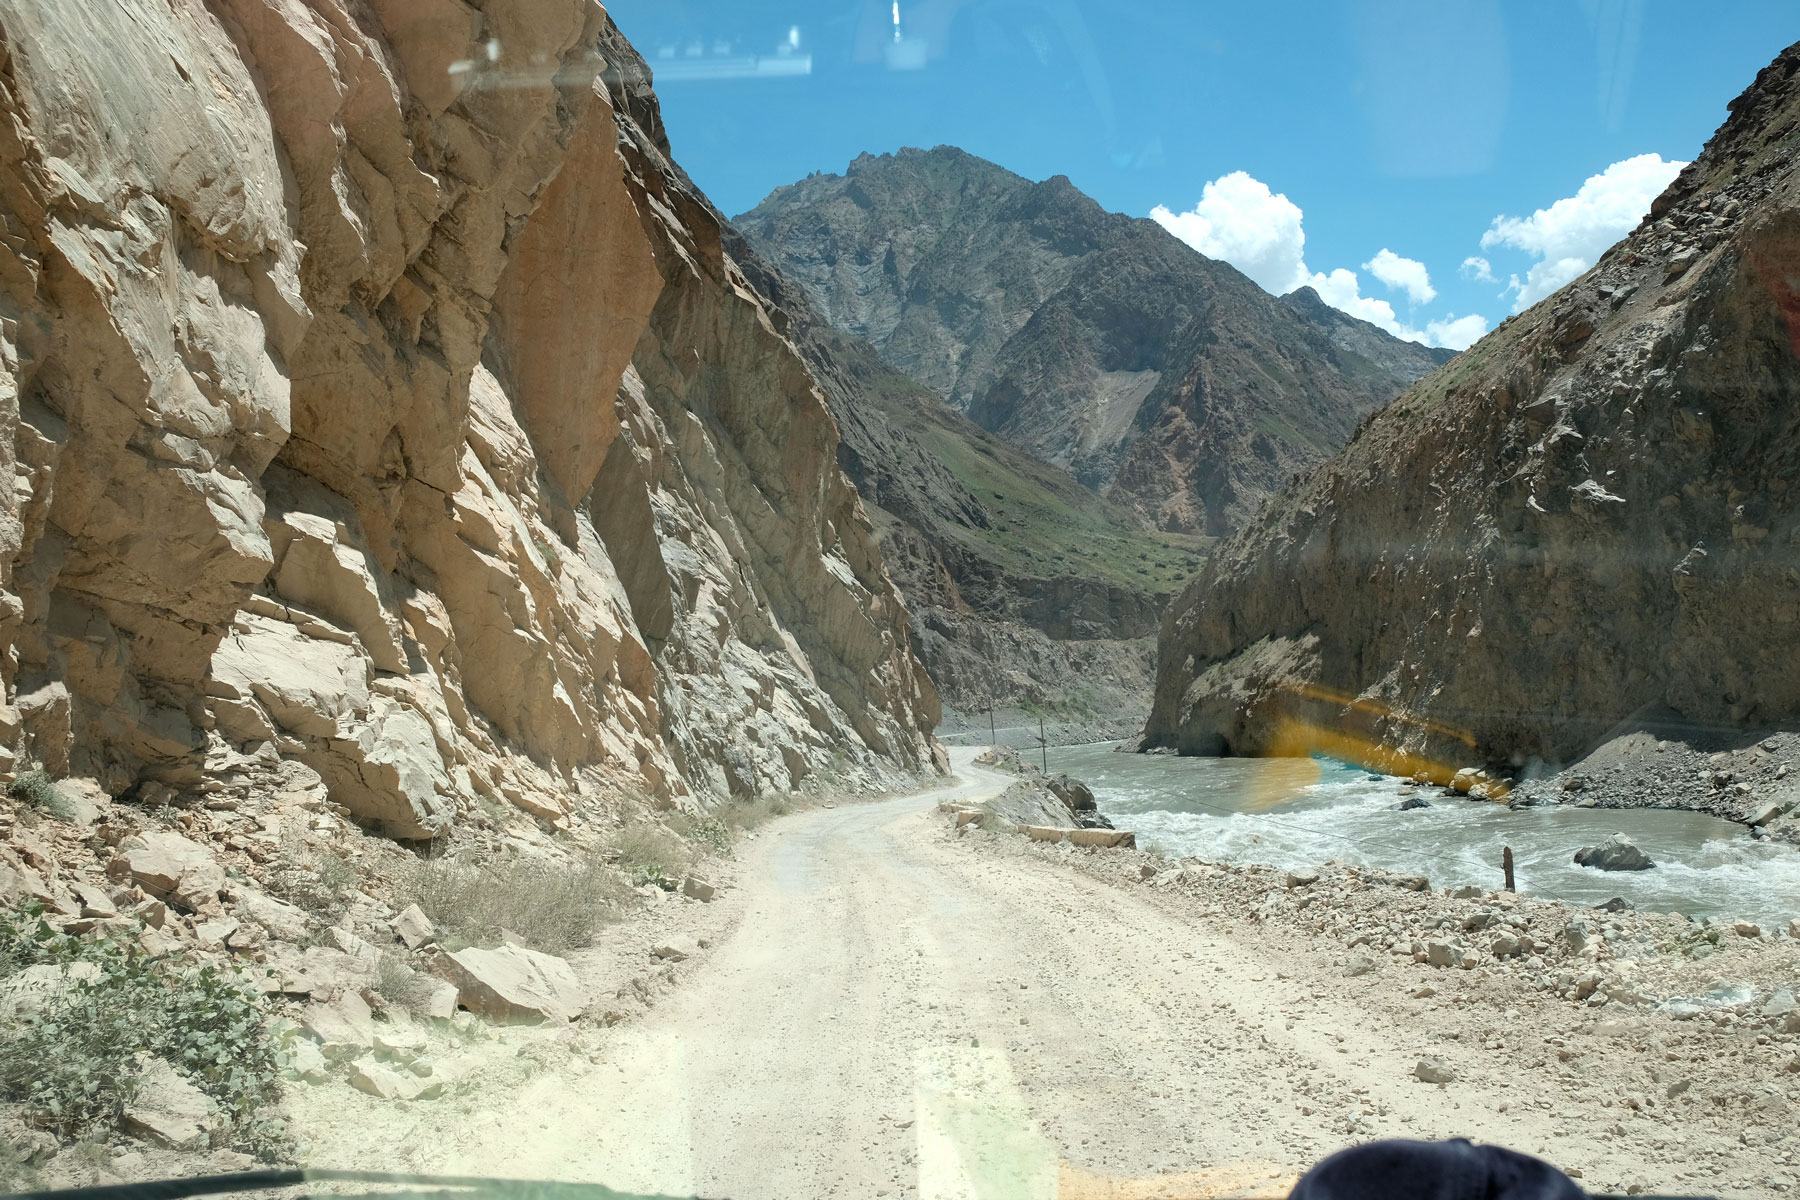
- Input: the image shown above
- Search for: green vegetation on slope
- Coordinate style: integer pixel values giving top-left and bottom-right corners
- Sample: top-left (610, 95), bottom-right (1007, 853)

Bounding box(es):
top-left (816, 327), bottom-right (1206, 595)
top-left (913, 420), bottom-right (1206, 592)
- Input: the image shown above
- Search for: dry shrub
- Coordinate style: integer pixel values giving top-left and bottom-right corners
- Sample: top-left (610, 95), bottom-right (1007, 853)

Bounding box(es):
top-left (722, 794), bottom-right (796, 831)
top-left (396, 850), bottom-right (627, 955)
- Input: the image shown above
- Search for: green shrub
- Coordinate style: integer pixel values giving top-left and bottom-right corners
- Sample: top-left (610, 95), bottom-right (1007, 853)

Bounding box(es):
top-left (666, 811), bottom-right (733, 855)
top-left (0, 907), bottom-right (289, 1157)
top-left (530, 536), bottom-right (562, 574)
top-left (613, 823), bottom-right (687, 890)
top-left (9, 770), bottom-right (74, 823)
top-left (397, 850), bottom-right (625, 955)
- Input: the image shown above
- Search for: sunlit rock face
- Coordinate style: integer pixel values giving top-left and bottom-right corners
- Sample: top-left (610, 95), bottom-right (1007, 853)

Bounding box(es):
top-left (0, 0), bottom-right (938, 837)
top-left (1148, 42), bottom-right (1800, 770)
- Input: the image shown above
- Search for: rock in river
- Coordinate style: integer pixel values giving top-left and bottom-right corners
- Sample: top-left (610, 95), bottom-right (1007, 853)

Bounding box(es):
top-left (1573, 834), bottom-right (1655, 872)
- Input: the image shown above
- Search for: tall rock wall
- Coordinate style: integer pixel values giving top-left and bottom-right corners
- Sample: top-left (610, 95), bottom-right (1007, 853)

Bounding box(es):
top-left (0, 0), bottom-right (938, 838)
top-left (1146, 42), bottom-right (1800, 774)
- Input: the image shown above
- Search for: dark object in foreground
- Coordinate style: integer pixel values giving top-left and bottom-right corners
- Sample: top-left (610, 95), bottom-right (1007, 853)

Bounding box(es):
top-left (2, 1169), bottom-right (709, 1200)
top-left (0, 1148), bottom-right (1719, 1200)
top-left (1286, 1138), bottom-right (1710, 1200)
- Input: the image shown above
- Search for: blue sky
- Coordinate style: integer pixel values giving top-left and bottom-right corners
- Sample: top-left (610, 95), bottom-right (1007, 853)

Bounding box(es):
top-left (605, 1), bottom-right (1796, 348)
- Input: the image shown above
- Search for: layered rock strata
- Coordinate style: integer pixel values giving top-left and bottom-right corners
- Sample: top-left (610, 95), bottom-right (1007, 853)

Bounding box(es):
top-left (1147, 42), bottom-right (1800, 776)
top-left (0, 0), bottom-right (937, 838)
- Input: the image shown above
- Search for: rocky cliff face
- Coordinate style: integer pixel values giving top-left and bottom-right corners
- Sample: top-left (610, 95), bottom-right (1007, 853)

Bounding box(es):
top-left (736, 147), bottom-right (1450, 536)
top-left (0, 0), bottom-right (938, 839)
top-left (1147, 42), bottom-right (1800, 775)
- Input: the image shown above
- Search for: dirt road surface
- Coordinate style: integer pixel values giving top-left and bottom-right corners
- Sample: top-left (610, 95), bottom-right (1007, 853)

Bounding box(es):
top-left (289, 749), bottom-right (1763, 1198)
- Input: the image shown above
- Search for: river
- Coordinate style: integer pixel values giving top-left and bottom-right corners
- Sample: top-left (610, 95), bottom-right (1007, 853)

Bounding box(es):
top-left (1046, 742), bottom-right (1800, 928)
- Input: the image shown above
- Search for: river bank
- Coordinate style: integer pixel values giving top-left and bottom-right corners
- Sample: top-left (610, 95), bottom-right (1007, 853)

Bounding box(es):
top-left (1047, 742), bottom-right (1800, 930)
top-left (1504, 727), bottom-right (1800, 841)
top-left (956, 811), bottom-right (1800, 1198)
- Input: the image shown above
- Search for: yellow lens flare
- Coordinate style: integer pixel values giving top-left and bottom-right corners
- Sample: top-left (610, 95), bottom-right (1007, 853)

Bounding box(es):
top-left (1058, 1162), bottom-right (1299, 1199)
top-left (1237, 754), bottom-right (1321, 812)
top-left (1255, 686), bottom-right (1507, 800)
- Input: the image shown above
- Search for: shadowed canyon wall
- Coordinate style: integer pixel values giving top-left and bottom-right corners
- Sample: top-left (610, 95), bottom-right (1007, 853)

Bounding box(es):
top-left (1148, 42), bottom-right (1800, 773)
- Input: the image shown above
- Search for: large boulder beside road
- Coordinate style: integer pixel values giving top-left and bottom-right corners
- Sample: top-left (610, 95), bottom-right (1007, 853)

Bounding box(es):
top-left (431, 945), bottom-right (585, 1023)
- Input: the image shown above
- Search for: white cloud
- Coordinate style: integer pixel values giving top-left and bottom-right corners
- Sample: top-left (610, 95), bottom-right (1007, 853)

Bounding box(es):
top-left (1480, 152), bottom-right (1686, 310)
top-left (1152, 171), bottom-right (1482, 352)
top-left (1309, 268), bottom-right (1411, 339)
top-left (1363, 249), bottom-right (1436, 305)
top-left (1460, 255), bottom-right (1495, 283)
top-left (1424, 313), bottom-right (1489, 351)
top-left (1150, 172), bottom-right (1310, 295)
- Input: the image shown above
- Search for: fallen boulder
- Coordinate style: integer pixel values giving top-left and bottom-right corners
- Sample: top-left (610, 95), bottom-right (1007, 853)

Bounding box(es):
top-left (348, 1059), bottom-right (428, 1101)
top-left (299, 991), bottom-right (377, 1059)
top-left (651, 937), bottom-right (699, 962)
top-left (1413, 1057), bottom-right (1457, 1084)
top-left (433, 945), bottom-right (585, 1022)
top-left (107, 831), bottom-right (226, 911)
top-left (1573, 834), bottom-right (1655, 871)
top-left (122, 1058), bottom-right (217, 1149)
top-left (1045, 774), bottom-right (1096, 814)
top-left (390, 904), bottom-right (436, 950)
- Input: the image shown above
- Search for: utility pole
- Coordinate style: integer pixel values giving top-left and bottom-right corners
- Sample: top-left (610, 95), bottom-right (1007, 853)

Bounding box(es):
top-left (1038, 714), bottom-right (1048, 774)
top-left (1502, 845), bottom-right (1516, 893)
top-left (988, 698), bottom-right (997, 747)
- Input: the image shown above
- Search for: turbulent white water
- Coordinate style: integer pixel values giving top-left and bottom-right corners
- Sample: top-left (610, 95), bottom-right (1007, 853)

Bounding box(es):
top-left (1047, 743), bottom-right (1800, 928)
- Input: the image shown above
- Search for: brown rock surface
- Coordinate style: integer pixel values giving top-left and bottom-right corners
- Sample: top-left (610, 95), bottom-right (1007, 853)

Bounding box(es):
top-left (1148, 41), bottom-right (1800, 774)
top-left (121, 1058), bottom-right (219, 1151)
top-left (432, 944), bottom-right (584, 1023)
top-left (0, 0), bottom-right (937, 834)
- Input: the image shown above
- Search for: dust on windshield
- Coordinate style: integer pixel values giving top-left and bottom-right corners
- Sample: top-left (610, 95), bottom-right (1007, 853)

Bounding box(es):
top-left (0, 2), bottom-right (1795, 1199)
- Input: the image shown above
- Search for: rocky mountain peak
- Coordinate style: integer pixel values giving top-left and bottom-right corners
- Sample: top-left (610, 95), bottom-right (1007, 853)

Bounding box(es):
top-left (737, 147), bottom-right (1450, 538)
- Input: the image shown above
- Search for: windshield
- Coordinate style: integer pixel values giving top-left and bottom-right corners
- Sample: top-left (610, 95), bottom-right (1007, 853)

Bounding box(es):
top-left (0, 2), bottom-right (1796, 1199)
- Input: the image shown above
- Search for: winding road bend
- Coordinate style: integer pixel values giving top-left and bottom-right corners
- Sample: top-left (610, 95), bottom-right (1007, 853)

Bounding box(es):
top-left (304, 749), bottom-right (1602, 1200)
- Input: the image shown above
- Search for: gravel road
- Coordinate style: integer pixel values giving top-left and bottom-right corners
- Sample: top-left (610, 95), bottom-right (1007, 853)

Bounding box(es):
top-left (290, 748), bottom-right (1786, 1198)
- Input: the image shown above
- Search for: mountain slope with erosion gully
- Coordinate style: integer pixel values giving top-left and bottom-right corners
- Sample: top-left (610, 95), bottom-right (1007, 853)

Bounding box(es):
top-left (736, 146), bottom-right (1452, 538)
top-left (723, 216), bottom-right (1195, 731)
top-left (1147, 38), bottom-right (1800, 843)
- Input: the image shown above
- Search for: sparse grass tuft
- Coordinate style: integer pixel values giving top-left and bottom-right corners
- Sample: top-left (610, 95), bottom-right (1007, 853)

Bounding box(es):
top-left (723, 794), bottom-right (794, 831)
top-left (265, 838), bottom-right (360, 920)
top-left (372, 950), bottom-right (444, 1014)
top-left (9, 770), bottom-right (74, 823)
top-left (397, 850), bottom-right (627, 955)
